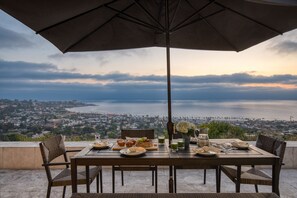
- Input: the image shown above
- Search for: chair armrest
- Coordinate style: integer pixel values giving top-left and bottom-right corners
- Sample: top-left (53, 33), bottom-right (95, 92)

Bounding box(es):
top-left (66, 149), bottom-right (81, 153)
top-left (42, 162), bottom-right (70, 166)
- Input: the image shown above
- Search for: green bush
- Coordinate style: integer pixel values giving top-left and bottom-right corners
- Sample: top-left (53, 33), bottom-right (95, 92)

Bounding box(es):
top-left (200, 121), bottom-right (249, 140)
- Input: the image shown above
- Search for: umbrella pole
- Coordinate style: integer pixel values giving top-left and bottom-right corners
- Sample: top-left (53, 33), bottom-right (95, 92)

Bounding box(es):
top-left (165, 0), bottom-right (174, 194)
top-left (165, 0), bottom-right (173, 147)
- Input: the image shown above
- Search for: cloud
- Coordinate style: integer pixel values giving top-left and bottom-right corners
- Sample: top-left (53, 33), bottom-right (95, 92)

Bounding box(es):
top-left (1, 79), bottom-right (297, 101)
top-left (0, 26), bottom-right (33, 49)
top-left (172, 73), bottom-right (297, 85)
top-left (271, 40), bottom-right (297, 54)
top-left (268, 29), bottom-right (297, 54)
top-left (1, 60), bottom-right (297, 85)
top-left (48, 49), bottom-right (148, 66)
top-left (1, 60), bottom-right (297, 101)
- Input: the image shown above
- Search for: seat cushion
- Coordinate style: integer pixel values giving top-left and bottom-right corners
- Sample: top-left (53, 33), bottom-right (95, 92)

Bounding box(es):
top-left (221, 166), bottom-right (272, 185)
top-left (52, 166), bottom-right (101, 186)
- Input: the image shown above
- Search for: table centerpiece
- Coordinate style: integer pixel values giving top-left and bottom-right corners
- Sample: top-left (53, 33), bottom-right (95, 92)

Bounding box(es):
top-left (175, 121), bottom-right (197, 150)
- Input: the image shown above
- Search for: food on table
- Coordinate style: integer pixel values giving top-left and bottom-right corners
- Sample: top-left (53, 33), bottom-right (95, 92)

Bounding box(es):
top-left (92, 141), bottom-right (109, 149)
top-left (93, 142), bottom-right (107, 147)
top-left (194, 146), bottom-right (220, 154)
top-left (127, 147), bottom-right (146, 153)
top-left (126, 140), bottom-right (136, 147)
top-left (136, 137), bottom-right (153, 148)
top-left (231, 141), bottom-right (249, 149)
top-left (130, 139), bottom-right (136, 145)
top-left (117, 139), bottom-right (126, 147)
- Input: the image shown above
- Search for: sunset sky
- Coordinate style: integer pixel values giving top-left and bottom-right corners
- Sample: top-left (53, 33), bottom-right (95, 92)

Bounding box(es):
top-left (0, 9), bottom-right (297, 101)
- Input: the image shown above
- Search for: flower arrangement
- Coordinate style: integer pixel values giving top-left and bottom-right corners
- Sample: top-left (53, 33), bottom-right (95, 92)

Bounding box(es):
top-left (175, 121), bottom-right (196, 136)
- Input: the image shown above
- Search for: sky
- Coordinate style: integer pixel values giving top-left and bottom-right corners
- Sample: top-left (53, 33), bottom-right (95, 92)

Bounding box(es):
top-left (0, 9), bottom-right (297, 101)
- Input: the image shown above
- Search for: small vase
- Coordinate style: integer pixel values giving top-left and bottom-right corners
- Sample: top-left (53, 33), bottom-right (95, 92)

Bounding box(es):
top-left (181, 134), bottom-right (190, 150)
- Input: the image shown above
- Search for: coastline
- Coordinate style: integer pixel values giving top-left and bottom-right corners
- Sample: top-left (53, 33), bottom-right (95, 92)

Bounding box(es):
top-left (67, 99), bottom-right (297, 121)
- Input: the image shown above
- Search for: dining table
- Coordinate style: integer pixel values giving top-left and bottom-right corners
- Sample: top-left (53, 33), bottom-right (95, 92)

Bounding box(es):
top-left (71, 139), bottom-right (281, 195)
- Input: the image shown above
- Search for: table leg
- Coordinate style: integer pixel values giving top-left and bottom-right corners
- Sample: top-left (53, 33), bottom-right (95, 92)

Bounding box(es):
top-left (71, 158), bottom-right (77, 193)
top-left (155, 167), bottom-right (158, 193)
top-left (216, 166), bottom-right (220, 193)
top-left (86, 165), bottom-right (90, 193)
top-left (272, 158), bottom-right (280, 196)
top-left (169, 165), bottom-right (173, 193)
top-left (236, 165), bottom-right (241, 193)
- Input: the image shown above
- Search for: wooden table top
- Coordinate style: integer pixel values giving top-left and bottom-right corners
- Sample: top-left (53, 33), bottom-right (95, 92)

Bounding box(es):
top-left (71, 139), bottom-right (278, 166)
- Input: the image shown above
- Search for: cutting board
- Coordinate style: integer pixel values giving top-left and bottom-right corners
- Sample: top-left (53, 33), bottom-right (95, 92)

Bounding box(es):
top-left (112, 143), bottom-right (158, 151)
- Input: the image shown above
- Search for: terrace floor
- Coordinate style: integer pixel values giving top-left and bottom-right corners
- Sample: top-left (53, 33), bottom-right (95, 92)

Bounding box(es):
top-left (0, 168), bottom-right (297, 198)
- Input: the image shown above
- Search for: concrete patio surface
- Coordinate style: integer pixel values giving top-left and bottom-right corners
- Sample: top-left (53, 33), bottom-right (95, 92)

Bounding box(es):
top-left (0, 168), bottom-right (296, 198)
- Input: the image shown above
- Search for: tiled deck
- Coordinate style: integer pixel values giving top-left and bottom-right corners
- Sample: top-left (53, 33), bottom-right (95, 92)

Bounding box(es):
top-left (0, 168), bottom-right (296, 198)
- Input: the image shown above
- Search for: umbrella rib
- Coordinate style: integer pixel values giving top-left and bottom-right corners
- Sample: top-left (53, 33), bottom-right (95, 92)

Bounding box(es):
top-left (36, 0), bottom-right (118, 34)
top-left (134, 0), bottom-right (165, 30)
top-left (155, 0), bottom-right (165, 45)
top-left (214, 1), bottom-right (283, 35)
top-left (180, 0), bottom-right (238, 51)
top-left (171, 9), bottom-right (232, 50)
top-left (170, 0), bottom-right (215, 32)
top-left (116, 15), bottom-right (162, 33)
top-left (105, 4), bottom-right (163, 32)
top-left (169, 0), bottom-right (181, 27)
top-left (171, 9), bottom-right (225, 32)
top-left (199, 14), bottom-right (239, 52)
top-left (63, 2), bottom-right (137, 53)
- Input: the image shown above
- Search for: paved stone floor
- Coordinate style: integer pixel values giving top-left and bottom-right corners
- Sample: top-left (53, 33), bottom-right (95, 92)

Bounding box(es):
top-left (0, 168), bottom-right (296, 198)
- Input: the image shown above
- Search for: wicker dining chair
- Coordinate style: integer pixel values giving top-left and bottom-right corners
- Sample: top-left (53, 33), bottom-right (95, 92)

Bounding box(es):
top-left (112, 129), bottom-right (157, 193)
top-left (220, 134), bottom-right (286, 195)
top-left (39, 135), bottom-right (103, 198)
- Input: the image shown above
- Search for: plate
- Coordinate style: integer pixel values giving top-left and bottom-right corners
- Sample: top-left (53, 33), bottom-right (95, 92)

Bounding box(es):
top-left (193, 148), bottom-right (217, 157)
top-left (195, 150), bottom-right (217, 156)
top-left (232, 142), bottom-right (249, 150)
top-left (92, 142), bottom-right (109, 150)
top-left (120, 147), bottom-right (146, 156)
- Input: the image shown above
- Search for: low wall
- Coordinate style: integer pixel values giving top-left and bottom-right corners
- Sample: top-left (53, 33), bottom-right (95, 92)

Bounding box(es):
top-left (0, 141), bottom-right (296, 169)
top-left (0, 142), bottom-right (86, 169)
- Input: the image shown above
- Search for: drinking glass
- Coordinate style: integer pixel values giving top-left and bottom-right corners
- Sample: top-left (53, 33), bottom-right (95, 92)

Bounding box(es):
top-left (177, 139), bottom-right (185, 150)
top-left (197, 134), bottom-right (209, 147)
top-left (171, 141), bottom-right (178, 152)
top-left (158, 135), bottom-right (165, 145)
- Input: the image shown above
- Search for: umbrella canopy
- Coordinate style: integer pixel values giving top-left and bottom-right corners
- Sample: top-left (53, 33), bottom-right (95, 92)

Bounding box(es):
top-left (1, 0), bottom-right (297, 52)
top-left (1, 0), bottom-right (297, 143)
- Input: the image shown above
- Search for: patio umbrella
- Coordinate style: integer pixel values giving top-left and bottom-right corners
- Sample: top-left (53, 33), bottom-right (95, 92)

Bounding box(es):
top-left (1, 0), bottom-right (297, 145)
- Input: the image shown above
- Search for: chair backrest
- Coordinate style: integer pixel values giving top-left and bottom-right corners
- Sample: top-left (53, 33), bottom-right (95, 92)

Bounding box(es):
top-left (39, 135), bottom-right (66, 164)
top-left (255, 134), bottom-right (276, 153)
top-left (256, 134), bottom-right (286, 168)
top-left (39, 135), bottom-right (67, 182)
top-left (121, 129), bottom-right (155, 139)
top-left (273, 139), bottom-right (287, 166)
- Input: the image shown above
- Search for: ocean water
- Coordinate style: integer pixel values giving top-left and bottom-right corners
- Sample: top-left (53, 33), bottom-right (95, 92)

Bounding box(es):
top-left (67, 100), bottom-right (297, 121)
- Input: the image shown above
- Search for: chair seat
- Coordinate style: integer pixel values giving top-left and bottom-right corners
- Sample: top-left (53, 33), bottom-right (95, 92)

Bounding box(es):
top-left (221, 166), bottom-right (272, 185)
top-left (52, 166), bottom-right (101, 186)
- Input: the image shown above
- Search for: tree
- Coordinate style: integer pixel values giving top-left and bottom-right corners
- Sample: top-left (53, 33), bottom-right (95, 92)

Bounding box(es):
top-left (82, 126), bottom-right (95, 133)
top-left (200, 121), bottom-right (246, 139)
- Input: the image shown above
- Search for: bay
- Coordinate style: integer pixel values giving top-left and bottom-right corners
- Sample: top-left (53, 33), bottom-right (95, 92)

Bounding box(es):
top-left (67, 100), bottom-right (297, 121)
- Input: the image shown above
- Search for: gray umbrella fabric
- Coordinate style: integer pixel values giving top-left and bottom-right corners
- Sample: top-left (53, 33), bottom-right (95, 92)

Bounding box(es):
top-left (1, 0), bottom-right (297, 52)
top-left (1, 0), bottom-right (297, 144)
